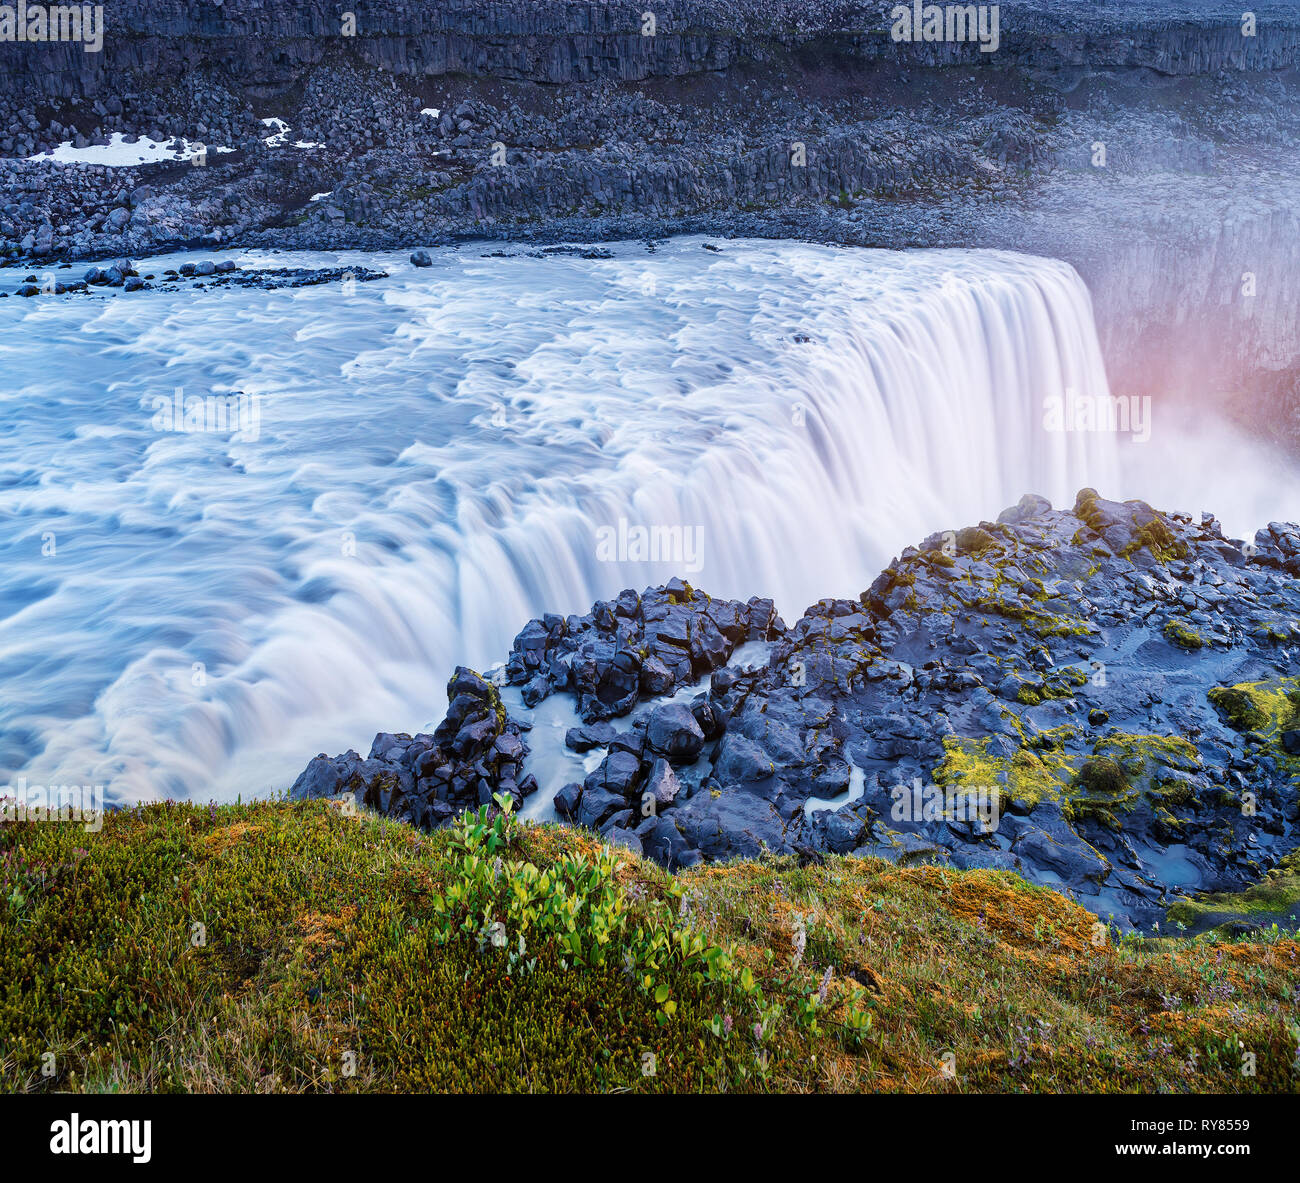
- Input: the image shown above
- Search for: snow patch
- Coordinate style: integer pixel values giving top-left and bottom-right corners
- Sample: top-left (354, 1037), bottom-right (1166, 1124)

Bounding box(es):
top-left (25, 134), bottom-right (232, 167)
top-left (261, 118), bottom-right (323, 151)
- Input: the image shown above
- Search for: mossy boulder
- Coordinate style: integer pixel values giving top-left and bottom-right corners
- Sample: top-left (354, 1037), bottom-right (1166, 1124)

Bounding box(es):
top-left (1072, 489), bottom-right (1188, 564)
top-left (1209, 686), bottom-right (1272, 733)
top-left (1076, 757), bottom-right (1130, 796)
top-left (1162, 619), bottom-right (1205, 650)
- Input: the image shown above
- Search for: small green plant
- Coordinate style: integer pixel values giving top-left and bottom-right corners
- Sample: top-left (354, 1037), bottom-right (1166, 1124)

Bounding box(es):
top-left (428, 795), bottom-right (788, 1071)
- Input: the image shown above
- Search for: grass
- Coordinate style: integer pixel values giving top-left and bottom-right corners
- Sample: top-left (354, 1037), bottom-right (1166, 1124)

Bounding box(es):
top-left (1, 799), bottom-right (1298, 1093)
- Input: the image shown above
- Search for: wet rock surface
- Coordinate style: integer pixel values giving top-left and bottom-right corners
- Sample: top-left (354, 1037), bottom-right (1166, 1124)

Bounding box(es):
top-left (293, 490), bottom-right (1300, 933)
top-left (292, 665), bottom-right (538, 829)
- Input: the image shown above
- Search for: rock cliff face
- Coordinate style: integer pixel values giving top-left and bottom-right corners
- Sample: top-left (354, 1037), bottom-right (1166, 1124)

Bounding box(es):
top-left (7, 2), bottom-right (1300, 100)
top-left (292, 491), bottom-right (1300, 935)
top-left (3, 2), bottom-right (1299, 453)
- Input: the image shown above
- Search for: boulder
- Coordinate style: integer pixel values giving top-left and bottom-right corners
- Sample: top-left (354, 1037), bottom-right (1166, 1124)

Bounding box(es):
top-left (645, 702), bottom-right (705, 763)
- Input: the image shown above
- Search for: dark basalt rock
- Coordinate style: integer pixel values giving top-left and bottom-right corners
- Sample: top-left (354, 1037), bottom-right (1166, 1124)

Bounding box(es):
top-left (17, 264), bottom-right (388, 299)
top-left (291, 664), bottom-right (533, 825)
top-left (293, 491), bottom-right (1300, 934)
top-left (645, 702), bottom-right (705, 763)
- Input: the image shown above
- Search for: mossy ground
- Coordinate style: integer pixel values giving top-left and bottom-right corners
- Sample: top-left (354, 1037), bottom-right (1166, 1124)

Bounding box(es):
top-left (1168, 852), bottom-right (1300, 935)
top-left (2, 800), bottom-right (1298, 1093)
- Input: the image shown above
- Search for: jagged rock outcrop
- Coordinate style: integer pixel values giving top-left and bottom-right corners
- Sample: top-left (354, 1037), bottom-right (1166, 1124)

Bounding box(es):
top-left (292, 665), bottom-right (538, 828)
top-left (292, 490), bottom-right (1300, 933)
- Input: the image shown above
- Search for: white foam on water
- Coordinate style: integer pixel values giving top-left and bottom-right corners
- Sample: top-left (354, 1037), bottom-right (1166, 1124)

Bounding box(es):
top-left (501, 639), bottom-right (773, 820)
top-left (0, 236), bottom-right (1275, 806)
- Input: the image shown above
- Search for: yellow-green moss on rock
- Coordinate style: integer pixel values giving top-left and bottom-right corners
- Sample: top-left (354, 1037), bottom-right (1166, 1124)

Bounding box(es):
top-left (1162, 619), bottom-right (1205, 650)
top-left (934, 729), bottom-right (1202, 823)
top-left (1167, 852), bottom-right (1300, 934)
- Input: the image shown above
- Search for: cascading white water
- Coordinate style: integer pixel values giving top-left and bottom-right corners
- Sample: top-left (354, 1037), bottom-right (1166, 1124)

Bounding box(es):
top-left (0, 237), bottom-right (1161, 803)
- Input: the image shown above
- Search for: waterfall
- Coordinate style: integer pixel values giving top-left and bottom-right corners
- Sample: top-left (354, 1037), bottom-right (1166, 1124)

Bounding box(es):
top-left (0, 238), bottom-right (1123, 802)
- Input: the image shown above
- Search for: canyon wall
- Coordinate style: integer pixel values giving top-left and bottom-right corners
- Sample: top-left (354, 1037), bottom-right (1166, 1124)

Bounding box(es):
top-left (4, 2), bottom-right (1300, 101)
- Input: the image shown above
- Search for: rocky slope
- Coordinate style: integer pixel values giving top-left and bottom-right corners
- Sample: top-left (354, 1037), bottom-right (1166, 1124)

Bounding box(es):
top-left (292, 491), bottom-right (1300, 935)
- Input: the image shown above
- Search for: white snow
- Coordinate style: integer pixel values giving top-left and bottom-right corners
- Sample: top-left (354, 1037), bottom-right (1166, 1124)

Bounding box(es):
top-left (261, 118), bottom-right (323, 151)
top-left (25, 134), bottom-right (232, 167)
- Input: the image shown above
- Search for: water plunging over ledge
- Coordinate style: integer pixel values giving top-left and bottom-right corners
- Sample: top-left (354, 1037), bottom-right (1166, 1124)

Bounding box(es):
top-left (0, 237), bottom-right (1286, 804)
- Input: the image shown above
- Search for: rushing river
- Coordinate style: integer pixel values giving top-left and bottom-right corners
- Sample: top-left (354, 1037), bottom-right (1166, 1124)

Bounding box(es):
top-left (0, 237), bottom-right (1293, 803)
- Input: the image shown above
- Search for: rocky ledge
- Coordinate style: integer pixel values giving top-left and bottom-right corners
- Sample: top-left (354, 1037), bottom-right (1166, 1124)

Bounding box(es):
top-left (291, 490), bottom-right (1300, 934)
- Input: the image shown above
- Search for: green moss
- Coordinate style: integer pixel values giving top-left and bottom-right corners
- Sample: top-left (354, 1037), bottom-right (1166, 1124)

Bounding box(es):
top-left (1024, 725), bottom-right (1077, 752)
top-left (1028, 614), bottom-right (1096, 640)
top-left (933, 734), bottom-right (1073, 811)
top-left (1207, 679), bottom-right (1300, 777)
top-left (1093, 732), bottom-right (1202, 775)
top-left (936, 728), bottom-right (1207, 824)
top-left (973, 596), bottom-right (1031, 621)
top-left (1208, 687), bottom-right (1268, 732)
top-left (969, 595), bottom-right (1095, 640)
top-left (1167, 851), bottom-right (1300, 930)
top-left (1122, 518), bottom-right (1189, 564)
top-left (1253, 621), bottom-right (1299, 644)
top-left (1075, 490), bottom-right (1188, 565)
top-left (1208, 679), bottom-right (1300, 737)
top-left (1077, 757), bottom-right (1130, 796)
top-left (1162, 619), bottom-right (1205, 650)
top-left (1034, 666), bottom-right (1089, 701)
top-left (956, 526), bottom-right (999, 557)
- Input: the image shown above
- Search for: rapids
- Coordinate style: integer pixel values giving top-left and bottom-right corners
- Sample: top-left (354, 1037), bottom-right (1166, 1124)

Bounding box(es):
top-left (0, 237), bottom-right (1287, 802)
